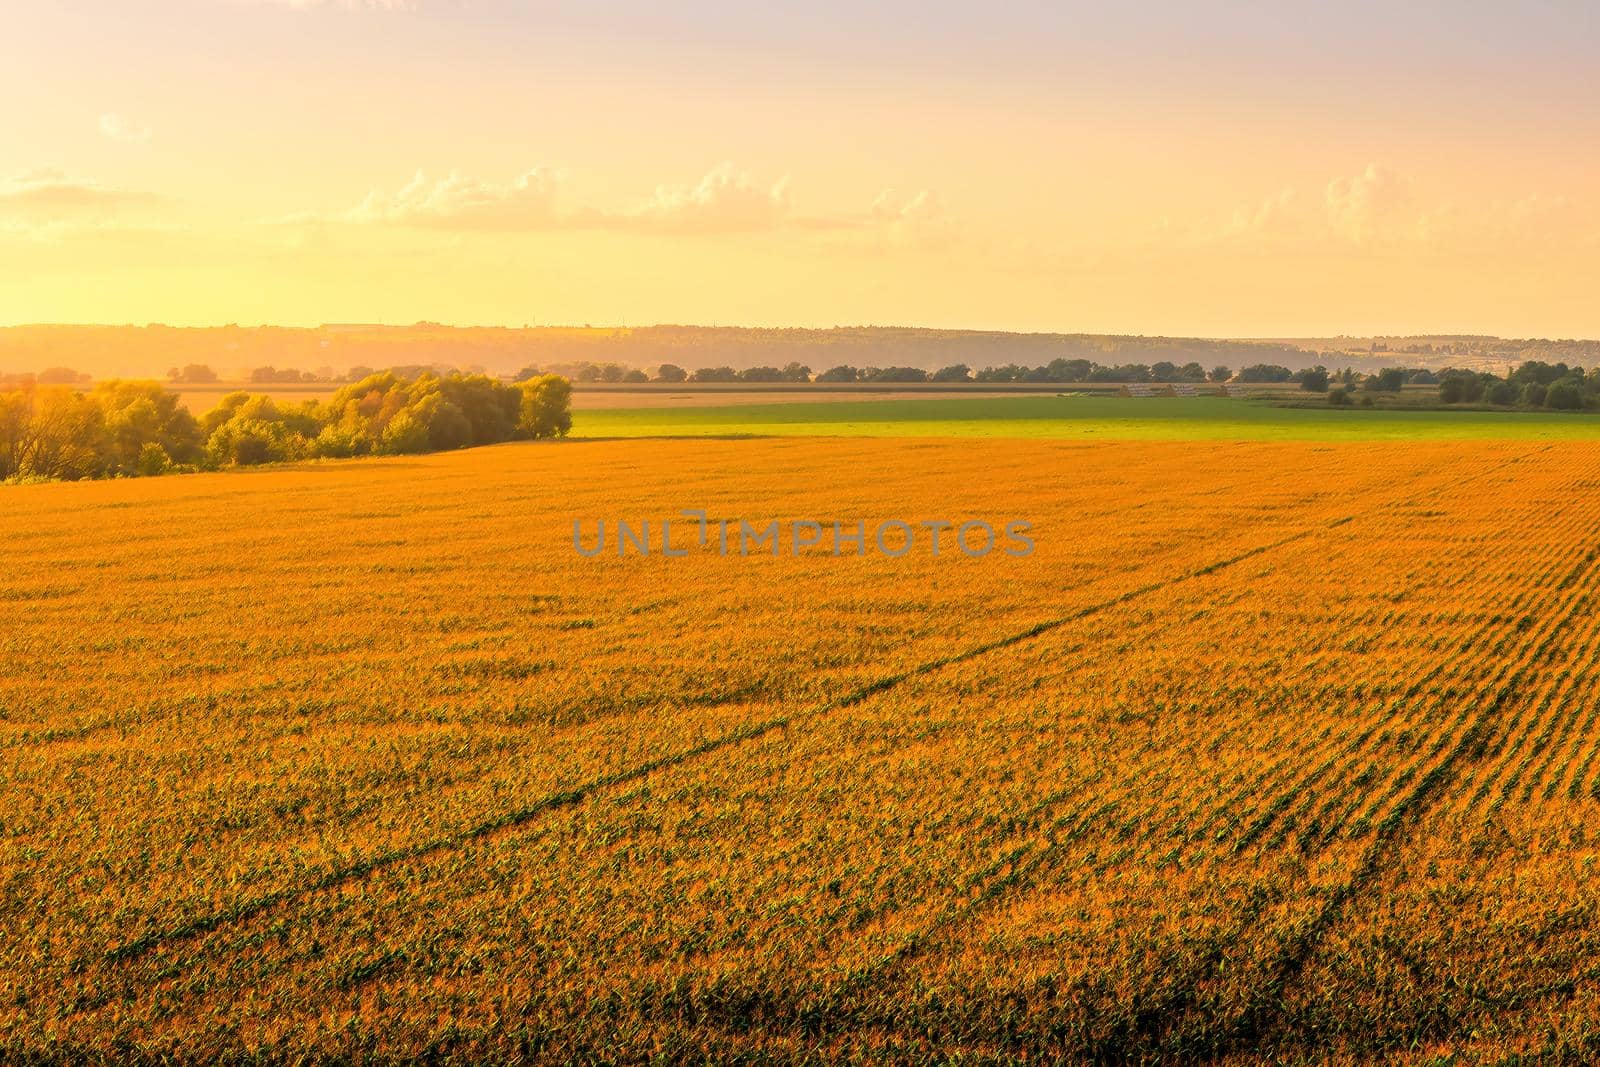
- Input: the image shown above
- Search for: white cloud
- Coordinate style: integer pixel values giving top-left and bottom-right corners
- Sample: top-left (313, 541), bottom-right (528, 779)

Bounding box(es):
top-left (1324, 163), bottom-right (1411, 243)
top-left (0, 170), bottom-right (168, 241)
top-left (1151, 161), bottom-right (1600, 267)
top-left (626, 164), bottom-right (793, 233)
top-left (99, 113), bottom-right (152, 144)
top-left (1190, 164), bottom-right (1420, 249)
top-left (864, 188), bottom-right (953, 248)
top-left (298, 164), bottom-right (915, 238)
top-left (343, 168), bottom-right (564, 229)
top-left (1219, 188), bottom-right (1299, 241)
top-left (871, 188), bottom-right (943, 224)
top-left (0, 170), bottom-right (160, 219)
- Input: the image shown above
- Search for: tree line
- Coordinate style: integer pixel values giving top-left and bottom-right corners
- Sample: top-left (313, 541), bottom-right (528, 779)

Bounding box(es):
top-left (1281, 360), bottom-right (1600, 410)
top-left (1435, 361), bottom-right (1600, 410)
top-left (86, 356), bottom-right (1303, 388)
top-left (22, 323), bottom-right (1600, 386)
top-left (1280, 360), bottom-right (1600, 410)
top-left (0, 323), bottom-right (1335, 382)
top-left (0, 371), bottom-right (571, 483)
top-left (524, 359), bottom-right (1321, 386)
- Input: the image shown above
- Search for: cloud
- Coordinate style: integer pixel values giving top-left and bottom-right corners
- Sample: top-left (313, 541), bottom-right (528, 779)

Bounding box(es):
top-left (1498, 193), bottom-right (1593, 245)
top-left (99, 113), bottom-right (152, 144)
top-left (1218, 187), bottom-right (1300, 241)
top-left (297, 164), bottom-right (912, 238)
top-left (1324, 163), bottom-right (1411, 243)
top-left (1191, 164), bottom-right (1422, 250)
top-left (865, 188), bottom-right (953, 248)
top-left (626, 165), bottom-right (793, 233)
top-left (871, 188), bottom-right (943, 224)
top-left (342, 168), bottom-right (564, 230)
top-left (1123, 161), bottom-right (1600, 275)
top-left (0, 170), bottom-right (162, 225)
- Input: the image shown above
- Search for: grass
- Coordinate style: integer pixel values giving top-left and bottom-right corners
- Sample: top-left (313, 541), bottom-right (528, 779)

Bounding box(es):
top-left (576, 394), bottom-right (1600, 441)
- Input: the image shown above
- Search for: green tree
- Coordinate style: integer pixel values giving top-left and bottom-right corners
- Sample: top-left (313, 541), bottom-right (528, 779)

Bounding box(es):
top-left (0, 388), bottom-right (30, 479)
top-left (1046, 359), bottom-right (1093, 382)
top-left (206, 416), bottom-right (305, 467)
top-left (436, 373), bottom-right (520, 445)
top-left (0, 386), bottom-right (104, 480)
top-left (1364, 368), bottom-right (1405, 392)
top-left (93, 380), bottom-right (202, 474)
top-left (202, 393), bottom-right (318, 467)
top-left (1237, 364), bottom-right (1293, 383)
top-left (249, 366), bottom-right (307, 384)
top-left (1546, 380), bottom-right (1583, 410)
top-left (412, 393), bottom-right (473, 451)
top-left (518, 374), bottom-right (573, 439)
top-left (1296, 367), bottom-right (1330, 393)
top-left (136, 443), bottom-right (173, 476)
top-left (864, 366), bottom-right (930, 383)
top-left (167, 364), bottom-right (217, 384)
top-left (378, 409), bottom-right (430, 454)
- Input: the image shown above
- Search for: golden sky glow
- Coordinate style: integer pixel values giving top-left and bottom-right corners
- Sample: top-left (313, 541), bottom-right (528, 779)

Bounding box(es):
top-left (6, 1), bottom-right (1600, 335)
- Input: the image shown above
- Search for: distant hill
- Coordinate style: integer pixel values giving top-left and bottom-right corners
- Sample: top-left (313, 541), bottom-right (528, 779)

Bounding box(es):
top-left (3, 323), bottom-right (1597, 381)
top-left (1258, 336), bottom-right (1600, 374)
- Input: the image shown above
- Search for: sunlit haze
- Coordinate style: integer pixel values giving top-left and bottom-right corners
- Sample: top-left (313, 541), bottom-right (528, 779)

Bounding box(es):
top-left (6, 1), bottom-right (1600, 335)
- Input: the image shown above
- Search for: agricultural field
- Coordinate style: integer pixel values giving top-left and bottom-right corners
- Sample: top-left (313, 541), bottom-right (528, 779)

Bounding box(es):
top-left (7, 431), bottom-right (1600, 1062)
top-left (577, 394), bottom-right (1600, 442)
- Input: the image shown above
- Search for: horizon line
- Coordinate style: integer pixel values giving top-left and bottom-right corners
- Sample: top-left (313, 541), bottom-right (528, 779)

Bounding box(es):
top-left (0, 322), bottom-right (1582, 344)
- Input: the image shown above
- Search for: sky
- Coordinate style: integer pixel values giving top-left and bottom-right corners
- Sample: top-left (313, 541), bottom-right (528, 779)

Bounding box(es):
top-left (5, 0), bottom-right (1600, 336)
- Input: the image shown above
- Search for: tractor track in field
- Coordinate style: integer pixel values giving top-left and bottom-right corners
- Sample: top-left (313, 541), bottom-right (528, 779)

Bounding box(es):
top-left (1166, 534), bottom-right (1600, 1060)
top-left (1300, 497), bottom-right (1600, 848)
top-left (737, 447), bottom-right (1566, 1054)
top-left (595, 451), bottom-right (1557, 1044)
top-left (100, 515), bottom-right (1365, 970)
top-left (99, 451), bottom-right (1542, 979)
top-left (762, 452), bottom-right (1582, 1061)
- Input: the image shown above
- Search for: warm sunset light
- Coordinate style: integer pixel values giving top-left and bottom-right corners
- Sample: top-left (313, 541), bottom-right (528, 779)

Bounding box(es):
top-left (14, 6), bottom-right (1600, 1064)
top-left (7, 1), bottom-right (1600, 335)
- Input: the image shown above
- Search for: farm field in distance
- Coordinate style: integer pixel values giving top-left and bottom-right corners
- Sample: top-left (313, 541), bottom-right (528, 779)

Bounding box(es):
top-left (7, 429), bottom-right (1600, 1061)
top-left (579, 394), bottom-right (1600, 441)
